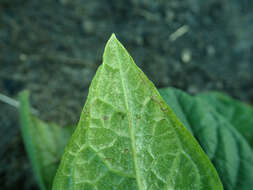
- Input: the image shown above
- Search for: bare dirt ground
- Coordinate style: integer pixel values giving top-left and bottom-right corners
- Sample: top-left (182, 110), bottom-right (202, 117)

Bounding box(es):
top-left (0, 0), bottom-right (253, 189)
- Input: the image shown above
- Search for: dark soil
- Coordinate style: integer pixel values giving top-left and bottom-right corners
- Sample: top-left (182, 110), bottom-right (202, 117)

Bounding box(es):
top-left (0, 0), bottom-right (253, 189)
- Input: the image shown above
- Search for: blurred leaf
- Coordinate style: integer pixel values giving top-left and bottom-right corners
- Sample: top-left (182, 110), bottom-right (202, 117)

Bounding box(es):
top-left (52, 34), bottom-right (222, 190)
top-left (198, 91), bottom-right (253, 148)
top-left (19, 90), bottom-right (74, 190)
top-left (159, 87), bottom-right (253, 190)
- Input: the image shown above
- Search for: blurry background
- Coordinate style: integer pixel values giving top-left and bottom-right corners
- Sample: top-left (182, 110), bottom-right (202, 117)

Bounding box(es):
top-left (0, 0), bottom-right (253, 189)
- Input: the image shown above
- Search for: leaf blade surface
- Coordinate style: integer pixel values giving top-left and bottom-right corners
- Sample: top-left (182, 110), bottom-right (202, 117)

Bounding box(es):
top-left (53, 34), bottom-right (223, 190)
top-left (198, 92), bottom-right (253, 148)
top-left (159, 87), bottom-right (253, 190)
top-left (19, 91), bottom-right (73, 190)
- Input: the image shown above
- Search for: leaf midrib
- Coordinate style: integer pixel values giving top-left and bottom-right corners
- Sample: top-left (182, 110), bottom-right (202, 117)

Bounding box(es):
top-left (115, 43), bottom-right (143, 190)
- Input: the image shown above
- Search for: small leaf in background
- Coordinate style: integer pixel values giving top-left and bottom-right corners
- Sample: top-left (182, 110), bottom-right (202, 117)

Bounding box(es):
top-left (52, 34), bottom-right (222, 190)
top-left (198, 92), bottom-right (253, 148)
top-left (19, 91), bottom-right (74, 190)
top-left (159, 87), bottom-right (253, 190)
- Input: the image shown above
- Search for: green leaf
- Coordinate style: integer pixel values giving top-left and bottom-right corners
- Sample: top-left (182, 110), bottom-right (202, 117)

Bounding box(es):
top-left (198, 92), bottom-right (253, 148)
top-left (19, 90), bottom-right (74, 190)
top-left (53, 34), bottom-right (222, 190)
top-left (159, 87), bottom-right (253, 190)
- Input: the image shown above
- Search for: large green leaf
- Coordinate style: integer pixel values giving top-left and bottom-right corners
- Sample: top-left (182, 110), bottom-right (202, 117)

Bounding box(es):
top-left (19, 91), bottom-right (74, 190)
top-left (159, 87), bottom-right (253, 190)
top-left (52, 34), bottom-right (222, 190)
top-left (198, 92), bottom-right (253, 148)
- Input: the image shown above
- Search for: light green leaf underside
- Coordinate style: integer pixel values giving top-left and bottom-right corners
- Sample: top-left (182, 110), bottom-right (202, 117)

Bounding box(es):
top-left (198, 92), bottom-right (253, 149)
top-left (52, 34), bottom-right (222, 190)
top-left (159, 88), bottom-right (253, 190)
top-left (19, 91), bottom-right (74, 190)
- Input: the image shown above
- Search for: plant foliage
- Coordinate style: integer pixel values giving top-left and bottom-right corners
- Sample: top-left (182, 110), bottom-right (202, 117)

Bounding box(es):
top-left (198, 92), bottom-right (253, 149)
top-left (19, 91), bottom-right (74, 190)
top-left (159, 88), bottom-right (253, 190)
top-left (19, 34), bottom-right (253, 190)
top-left (51, 34), bottom-right (222, 190)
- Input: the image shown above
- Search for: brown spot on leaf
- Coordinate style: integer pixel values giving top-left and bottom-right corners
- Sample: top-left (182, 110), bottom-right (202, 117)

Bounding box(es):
top-left (136, 114), bottom-right (141, 120)
top-left (105, 157), bottom-right (112, 161)
top-left (118, 112), bottom-right (125, 119)
top-left (124, 148), bottom-right (129, 154)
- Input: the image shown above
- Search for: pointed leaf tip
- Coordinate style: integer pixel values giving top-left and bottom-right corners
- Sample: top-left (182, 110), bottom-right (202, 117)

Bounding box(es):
top-left (106, 33), bottom-right (118, 47)
top-left (103, 33), bottom-right (131, 69)
top-left (110, 33), bottom-right (117, 40)
top-left (107, 33), bottom-right (120, 47)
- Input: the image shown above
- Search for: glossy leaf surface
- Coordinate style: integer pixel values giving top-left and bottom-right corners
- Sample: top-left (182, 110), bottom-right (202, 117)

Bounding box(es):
top-left (53, 34), bottom-right (222, 190)
top-left (198, 92), bottom-right (253, 148)
top-left (159, 88), bottom-right (253, 190)
top-left (19, 91), bottom-right (74, 190)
